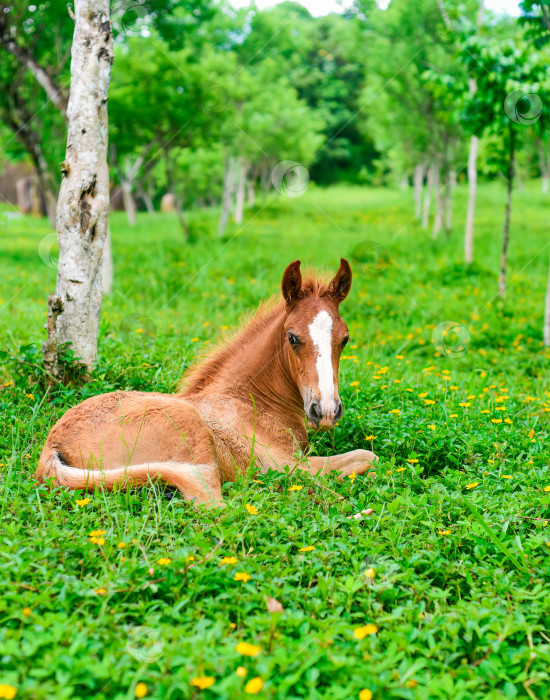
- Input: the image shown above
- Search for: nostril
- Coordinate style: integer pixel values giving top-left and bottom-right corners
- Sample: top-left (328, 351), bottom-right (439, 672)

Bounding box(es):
top-left (335, 401), bottom-right (343, 421)
top-left (309, 402), bottom-right (322, 421)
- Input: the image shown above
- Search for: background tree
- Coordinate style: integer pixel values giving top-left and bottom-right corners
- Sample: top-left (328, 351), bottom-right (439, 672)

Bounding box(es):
top-left (42, 0), bottom-right (113, 382)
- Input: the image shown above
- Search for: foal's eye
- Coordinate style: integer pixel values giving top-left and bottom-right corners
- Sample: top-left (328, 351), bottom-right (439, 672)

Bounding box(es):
top-left (342, 336), bottom-right (350, 347)
top-left (287, 333), bottom-right (300, 346)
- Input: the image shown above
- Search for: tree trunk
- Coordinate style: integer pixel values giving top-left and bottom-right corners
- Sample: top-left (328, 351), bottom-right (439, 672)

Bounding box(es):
top-left (164, 152), bottom-right (189, 240)
top-left (499, 128), bottom-right (515, 299)
top-left (218, 155), bottom-right (236, 237)
top-left (413, 163), bottom-right (425, 219)
top-left (234, 157), bottom-right (248, 225)
top-left (138, 184), bottom-right (155, 214)
top-left (120, 179), bottom-right (137, 225)
top-left (42, 0), bottom-right (113, 383)
top-left (538, 139), bottom-right (549, 195)
top-left (432, 164), bottom-right (444, 239)
top-left (544, 258), bottom-right (550, 346)
top-left (422, 163), bottom-right (435, 229)
top-left (247, 177), bottom-right (256, 208)
top-left (444, 169), bottom-right (455, 235)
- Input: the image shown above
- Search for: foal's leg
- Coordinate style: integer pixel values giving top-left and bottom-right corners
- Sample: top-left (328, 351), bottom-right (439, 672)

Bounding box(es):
top-left (302, 449), bottom-right (378, 479)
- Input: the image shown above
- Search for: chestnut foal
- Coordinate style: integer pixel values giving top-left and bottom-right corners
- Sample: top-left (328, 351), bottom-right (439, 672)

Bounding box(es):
top-left (37, 259), bottom-right (377, 506)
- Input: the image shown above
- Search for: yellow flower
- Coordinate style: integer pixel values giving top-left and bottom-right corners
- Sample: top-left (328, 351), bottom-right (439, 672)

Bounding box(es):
top-left (465, 482), bottom-right (478, 490)
top-left (427, 424), bottom-right (436, 430)
top-left (359, 690), bottom-right (373, 700)
top-left (299, 546), bottom-right (315, 552)
top-left (94, 587), bottom-right (108, 595)
top-left (407, 679), bottom-right (418, 688)
top-left (450, 386), bottom-right (458, 390)
top-left (364, 435), bottom-right (377, 440)
top-left (0, 687), bottom-right (17, 700)
top-left (528, 429), bottom-right (535, 438)
top-left (135, 682), bottom-right (147, 698)
top-left (491, 419), bottom-right (502, 424)
top-left (89, 536), bottom-right (105, 545)
top-left (22, 607), bottom-right (32, 617)
top-left (480, 409), bottom-right (490, 414)
top-left (234, 572), bottom-right (251, 582)
top-left (450, 414), bottom-right (458, 418)
top-left (245, 504), bottom-right (258, 515)
top-left (191, 677), bottom-right (215, 689)
top-left (236, 667), bottom-right (248, 678)
top-left (158, 558), bottom-right (171, 566)
top-left (418, 392), bottom-right (428, 398)
top-left (244, 677), bottom-right (263, 695)
top-left (89, 530), bottom-right (106, 536)
top-left (396, 467), bottom-right (406, 473)
top-left (467, 395), bottom-right (476, 400)
top-left (364, 568), bottom-right (375, 580)
top-left (236, 642), bottom-right (261, 657)
top-left (544, 486), bottom-right (550, 492)
top-left (350, 381), bottom-right (360, 387)
top-left (288, 485), bottom-right (303, 491)
top-left (76, 498), bottom-right (90, 507)
top-left (406, 458), bottom-right (418, 464)
top-left (117, 542), bottom-right (126, 549)
top-left (396, 354), bottom-right (404, 360)
top-left (186, 555), bottom-right (195, 564)
top-left (191, 337), bottom-right (199, 342)
top-left (438, 530), bottom-right (451, 535)
top-left (26, 393), bottom-right (35, 400)
top-left (424, 399), bottom-right (436, 406)
top-left (348, 471), bottom-right (356, 482)
top-left (459, 402), bottom-right (470, 408)
top-left (504, 418), bottom-right (512, 424)
top-left (220, 556), bottom-right (239, 565)
top-left (389, 409), bottom-right (401, 414)
top-left (502, 475), bottom-right (512, 479)
top-left (354, 624), bottom-right (378, 639)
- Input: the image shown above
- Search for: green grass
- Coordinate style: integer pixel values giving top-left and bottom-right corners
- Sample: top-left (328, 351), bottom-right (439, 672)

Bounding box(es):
top-left (1, 182), bottom-right (550, 699)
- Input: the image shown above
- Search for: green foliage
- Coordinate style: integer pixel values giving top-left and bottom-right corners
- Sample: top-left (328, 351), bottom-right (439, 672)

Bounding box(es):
top-left (1, 183), bottom-right (550, 697)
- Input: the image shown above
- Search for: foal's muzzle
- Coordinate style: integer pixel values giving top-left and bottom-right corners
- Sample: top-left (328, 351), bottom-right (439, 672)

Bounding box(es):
top-left (306, 398), bottom-right (343, 430)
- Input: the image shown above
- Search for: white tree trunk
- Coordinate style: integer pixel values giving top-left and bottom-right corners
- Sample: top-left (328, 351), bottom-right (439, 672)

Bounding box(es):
top-left (413, 163), bottom-right (425, 219)
top-left (120, 179), bottom-right (137, 225)
top-left (218, 155), bottom-right (236, 237)
top-left (234, 157), bottom-right (248, 225)
top-left (432, 165), bottom-right (444, 239)
top-left (42, 0), bottom-right (113, 381)
top-left (465, 134), bottom-right (479, 264)
top-left (544, 259), bottom-right (550, 346)
top-left (422, 163), bottom-right (435, 229)
top-left (247, 178), bottom-right (256, 207)
top-left (444, 169), bottom-right (455, 234)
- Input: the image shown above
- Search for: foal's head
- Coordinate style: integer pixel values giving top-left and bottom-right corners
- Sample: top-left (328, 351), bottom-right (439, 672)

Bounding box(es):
top-left (281, 258), bottom-right (352, 430)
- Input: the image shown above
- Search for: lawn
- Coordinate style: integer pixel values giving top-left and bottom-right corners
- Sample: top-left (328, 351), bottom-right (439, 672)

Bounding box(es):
top-left (1, 182), bottom-right (550, 699)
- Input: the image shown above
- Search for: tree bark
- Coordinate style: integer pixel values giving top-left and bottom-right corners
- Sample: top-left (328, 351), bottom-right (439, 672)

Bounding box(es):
top-left (138, 184), bottom-right (155, 214)
top-left (120, 179), bottom-right (137, 225)
top-left (247, 177), bottom-right (256, 208)
top-left (499, 127), bottom-right (515, 299)
top-left (544, 258), bottom-right (550, 346)
top-left (218, 154), bottom-right (236, 237)
top-left (413, 163), bottom-right (425, 219)
top-left (432, 164), bottom-right (444, 239)
top-left (42, 0), bottom-right (113, 382)
top-left (444, 168), bottom-right (455, 235)
top-left (234, 157), bottom-right (248, 225)
top-left (422, 162), bottom-right (435, 229)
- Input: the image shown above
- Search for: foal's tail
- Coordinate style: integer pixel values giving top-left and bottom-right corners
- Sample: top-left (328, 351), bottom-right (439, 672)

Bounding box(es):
top-left (35, 450), bottom-right (223, 506)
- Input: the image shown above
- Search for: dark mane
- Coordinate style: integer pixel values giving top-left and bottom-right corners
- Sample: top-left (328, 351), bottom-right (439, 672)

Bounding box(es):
top-left (178, 272), bottom-right (332, 395)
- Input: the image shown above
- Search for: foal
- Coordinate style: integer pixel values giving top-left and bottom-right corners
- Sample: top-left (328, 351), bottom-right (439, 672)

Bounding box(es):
top-left (37, 259), bottom-right (377, 506)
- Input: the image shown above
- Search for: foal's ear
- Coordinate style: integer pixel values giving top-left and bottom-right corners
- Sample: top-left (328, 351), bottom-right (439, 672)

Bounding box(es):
top-left (327, 258), bottom-right (352, 306)
top-left (282, 259), bottom-right (303, 308)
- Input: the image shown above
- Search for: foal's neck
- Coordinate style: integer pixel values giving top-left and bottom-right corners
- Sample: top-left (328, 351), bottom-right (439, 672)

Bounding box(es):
top-left (183, 305), bottom-right (305, 433)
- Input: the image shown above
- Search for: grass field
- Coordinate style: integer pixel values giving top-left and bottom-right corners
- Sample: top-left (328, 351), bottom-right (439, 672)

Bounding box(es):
top-left (1, 182), bottom-right (550, 699)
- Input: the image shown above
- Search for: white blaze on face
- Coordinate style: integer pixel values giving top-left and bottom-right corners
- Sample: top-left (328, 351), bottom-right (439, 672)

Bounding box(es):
top-left (308, 310), bottom-right (335, 416)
